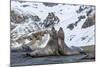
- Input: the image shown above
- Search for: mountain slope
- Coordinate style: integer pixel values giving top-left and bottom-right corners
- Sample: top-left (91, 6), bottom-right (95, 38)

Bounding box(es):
top-left (11, 1), bottom-right (95, 48)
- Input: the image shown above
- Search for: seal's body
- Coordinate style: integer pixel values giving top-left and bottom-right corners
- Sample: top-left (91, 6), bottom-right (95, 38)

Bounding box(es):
top-left (58, 27), bottom-right (80, 55)
top-left (27, 27), bottom-right (59, 57)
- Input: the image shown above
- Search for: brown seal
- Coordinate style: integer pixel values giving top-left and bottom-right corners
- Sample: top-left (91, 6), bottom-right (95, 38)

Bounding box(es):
top-left (58, 27), bottom-right (80, 55)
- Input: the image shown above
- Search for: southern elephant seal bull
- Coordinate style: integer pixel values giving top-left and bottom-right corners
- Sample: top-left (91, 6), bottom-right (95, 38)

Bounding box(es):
top-left (26, 27), bottom-right (59, 57)
top-left (57, 27), bottom-right (80, 55)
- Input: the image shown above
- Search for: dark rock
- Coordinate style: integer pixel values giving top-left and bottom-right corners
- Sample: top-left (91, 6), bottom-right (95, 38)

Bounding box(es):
top-left (82, 14), bottom-right (95, 28)
top-left (78, 15), bottom-right (86, 19)
top-left (74, 15), bottom-right (86, 26)
top-left (21, 5), bottom-right (29, 7)
top-left (69, 35), bottom-right (75, 41)
top-left (76, 5), bottom-right (88, 13)
top-left (87, 9), bottom-right (93, 16)
top-left (43, 3), bottom-right (58, 7)
top-left (67, 23), bottom-right (74, 30)
top-left (81, 36), bottom-right (88, 41)
top-left (31, 16), bottom-right (40, 22)
top-left (43, 12), bottom-right (60, 27)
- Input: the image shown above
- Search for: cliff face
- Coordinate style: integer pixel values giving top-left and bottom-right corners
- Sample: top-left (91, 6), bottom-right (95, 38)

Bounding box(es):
top-left (11, 1), bottom-right (95, 49)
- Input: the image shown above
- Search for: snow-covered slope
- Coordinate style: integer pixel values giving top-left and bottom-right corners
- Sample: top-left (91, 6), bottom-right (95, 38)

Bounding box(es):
top-left (11, 1), bottom-right (95, 48)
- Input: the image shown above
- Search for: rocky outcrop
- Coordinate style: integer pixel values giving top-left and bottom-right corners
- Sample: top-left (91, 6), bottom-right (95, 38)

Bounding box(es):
top-left (67, 15), bottom-right (86, 30)
top-left (43, 12), bottom-right (60, 28)
top-left (82, 14), bottom-right (95, 28)
top-left (43, 3), bottom-right (58, 7)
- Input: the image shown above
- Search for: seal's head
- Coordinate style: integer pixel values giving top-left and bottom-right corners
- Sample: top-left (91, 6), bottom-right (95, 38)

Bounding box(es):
top-left (58, 27), bottom-right (64, 40)
top-left (49, 27), bottom-right (58, 39)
